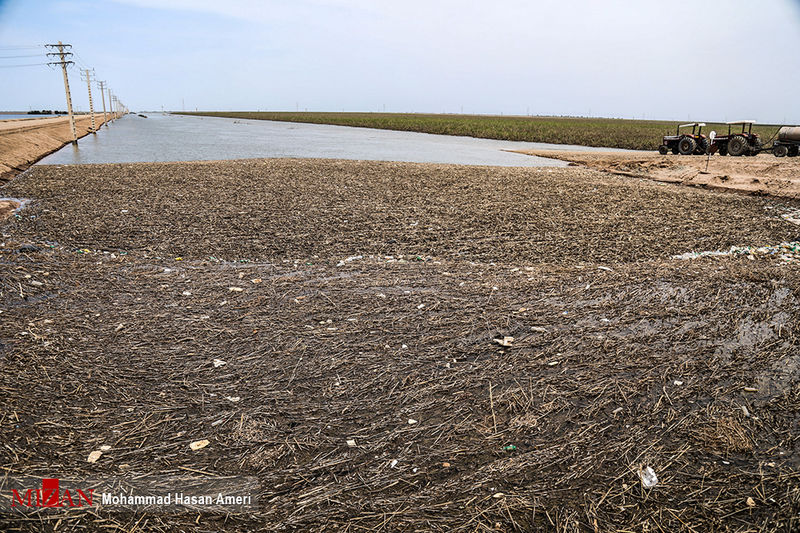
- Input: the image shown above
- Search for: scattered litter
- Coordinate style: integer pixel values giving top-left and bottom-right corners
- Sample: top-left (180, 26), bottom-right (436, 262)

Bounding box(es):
top-left (492, 492), bottom-right (505, 498)
top-left (493, 336), bottom-right (514, 347)
top-left (598, 266), bottom-right (613, 272)
top-left (673, 242), bottom-right (800, 263)
top-left (417, 303), bottom-right (425, 309)
top-left (251, 278), bottom-right (262, 284)
top-left (408, 418), bottom-right (418, 425)
top-left (181, 290), bottom-right (192, 296)
top-left (547, 360), bottom-right (560, 366)
top-left (87, 450), bottom-right (103, 463)
top-left (743, 386), bottom-right (758, 392)
top-left (337, 255), bottom-right (363, 267)
top-left (225, 396), bottom-right (241, 402)
top-left (530, 326), bottom-right (547, 333)
top-left (115, 323), bottom-right (124, 332)
top-left (502, 445), bottom-right (517, 451)
top-left (612, 407), bottom-right (623, 415)
top-left (189, 439), bottom-right (210, 451)
top-left (99, 445), bottom-right (111, 451)
top-left (390, 459), bottom-right (398, 468)
top-left (228, 286), bottom-right (244, 292)
top-left (442, 462), bottom-right (451, 468)
top-left (673, 380), bottom-right (683, 386)
top-left (30, 280), bottom-right (43, 287)
top-left (213, 359), bottom-right (227, 368)
top-left (639, 466), bottom-right (658, 488)
top-left (346, 439), bottom-right (357, 447)
top-left (746, 497), bottom-right (756, 507)
top-left (741, 405), bottom-right (750, 417)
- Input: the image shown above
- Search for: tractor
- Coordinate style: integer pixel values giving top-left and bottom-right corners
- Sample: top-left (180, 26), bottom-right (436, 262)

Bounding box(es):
top-left (713, 120), bottom-right (762, 156)
top-left (659, 123), bottom-right (709, 155)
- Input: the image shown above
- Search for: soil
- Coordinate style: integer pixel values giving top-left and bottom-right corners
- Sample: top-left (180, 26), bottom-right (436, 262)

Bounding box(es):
top-left (0, 115), bottom-right (109, 182)
top-left (515, 149), bottom-right (800, 198)
top-left (1, 159), bottom-right (800, 531)
top-left (0, 199), bottom-right (20, 220)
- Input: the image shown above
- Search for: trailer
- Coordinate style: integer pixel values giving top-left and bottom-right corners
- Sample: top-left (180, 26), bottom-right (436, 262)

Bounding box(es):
top-left (772, 127), bottom-right (800, 157)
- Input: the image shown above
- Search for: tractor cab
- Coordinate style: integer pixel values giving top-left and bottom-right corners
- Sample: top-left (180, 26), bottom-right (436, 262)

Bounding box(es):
top-left (727, 120), bottom-right (755, 136)
top-left (659, 122), bottom-right (708, 155)
top-left (714, 120), bottom-right (761, 156)
top-left (678, 122), bottom-right (705, 137)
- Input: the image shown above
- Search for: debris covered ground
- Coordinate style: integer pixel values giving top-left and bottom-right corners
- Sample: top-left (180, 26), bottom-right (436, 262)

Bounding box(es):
top-left (2, 159), bottom-right (800, 531)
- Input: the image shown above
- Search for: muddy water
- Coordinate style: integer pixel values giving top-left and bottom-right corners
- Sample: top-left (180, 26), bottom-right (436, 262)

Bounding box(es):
top-left (39, 113), bottom-right (612, 168)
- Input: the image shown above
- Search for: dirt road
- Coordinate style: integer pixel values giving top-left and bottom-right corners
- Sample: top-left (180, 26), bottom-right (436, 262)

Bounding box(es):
top-left (515, 149), bottom-right (800, 198)
top-left (0, 114), bottom-right (110, 181)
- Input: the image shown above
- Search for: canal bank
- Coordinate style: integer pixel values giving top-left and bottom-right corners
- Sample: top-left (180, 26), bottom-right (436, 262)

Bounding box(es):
top-left (0, 114), bottom-right (111, 182)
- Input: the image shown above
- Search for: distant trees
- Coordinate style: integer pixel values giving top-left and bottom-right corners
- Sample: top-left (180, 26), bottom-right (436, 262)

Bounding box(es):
top-left (27, 110), bottom-right (67, 115)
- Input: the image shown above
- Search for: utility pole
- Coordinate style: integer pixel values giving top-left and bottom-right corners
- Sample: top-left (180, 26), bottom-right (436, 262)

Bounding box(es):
top-left (97, 80), bottom-right (108, 126)
top-left (81, 68), bottom-right (97, 132)
top-left (108, 88), bottom-right (113, 120)
top-left (45, 41), bottom-right (77, 143)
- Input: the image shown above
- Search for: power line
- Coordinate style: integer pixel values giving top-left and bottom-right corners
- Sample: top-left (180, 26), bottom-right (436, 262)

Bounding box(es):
top-left (0, 53), bottom-right (46, 59)
top-left (0, 62), bottom-right (49, 68)
top-left (0, 45), bottom-right (43, 50)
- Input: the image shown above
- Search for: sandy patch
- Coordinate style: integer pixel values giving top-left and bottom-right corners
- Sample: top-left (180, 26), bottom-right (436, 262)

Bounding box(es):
top-left (514, 149), bottom-right (800, 198)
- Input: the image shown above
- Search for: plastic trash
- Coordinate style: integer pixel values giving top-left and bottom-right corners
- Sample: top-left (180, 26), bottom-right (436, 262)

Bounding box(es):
top-left (639, 466), bottom-right (658, 488)
top-left (493, 336), bottom-right (514, 347)
top-left (189, 439), bottom-right (210, 451)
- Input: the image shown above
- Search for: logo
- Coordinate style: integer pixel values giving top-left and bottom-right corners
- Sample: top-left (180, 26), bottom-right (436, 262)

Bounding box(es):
top-left (11, 478), bottom-right (94, 508)
top-left (4, 475), bottom-right (258, 515)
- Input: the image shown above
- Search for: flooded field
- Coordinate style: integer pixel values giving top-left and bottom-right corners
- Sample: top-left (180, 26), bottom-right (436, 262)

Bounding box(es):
top-left (39, 113), bottom-right (617, 167)
top-left (2, 158), bottom-right (800, 531)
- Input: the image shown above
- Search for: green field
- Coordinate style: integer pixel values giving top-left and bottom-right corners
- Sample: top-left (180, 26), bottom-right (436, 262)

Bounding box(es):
top-left (176, 112), bottom-right (782, 151)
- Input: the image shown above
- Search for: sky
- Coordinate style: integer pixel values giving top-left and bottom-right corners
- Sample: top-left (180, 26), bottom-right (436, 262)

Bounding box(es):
top-left (0, 0), bottom-right (799, 123)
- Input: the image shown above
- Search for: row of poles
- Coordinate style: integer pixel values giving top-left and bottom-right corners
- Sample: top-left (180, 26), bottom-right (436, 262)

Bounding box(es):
top-left (45, 41), bottom-right (127, 144)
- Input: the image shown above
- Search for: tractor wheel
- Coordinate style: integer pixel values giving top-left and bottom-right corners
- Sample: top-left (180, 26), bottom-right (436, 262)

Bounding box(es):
top-left (789, 146), bottom-right (799, 157)
top-left (658, 145), bottom-right (668, 155)
top-left (678, 137), bottom-right (696, 155)
top-left (718, 144), bottom-right (728, 156)
top-left (727, 135), bottom-right (748, 156)
top-left (745, 138), bottom-right (761, 156)
top-left (697, 138), bottom-right (710, 154)
top-left (773, 144), bottom-right (788, 157)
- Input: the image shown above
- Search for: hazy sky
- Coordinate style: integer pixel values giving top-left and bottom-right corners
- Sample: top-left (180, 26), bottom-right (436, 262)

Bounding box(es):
top-left (1, 0), bottom-right (799, 123)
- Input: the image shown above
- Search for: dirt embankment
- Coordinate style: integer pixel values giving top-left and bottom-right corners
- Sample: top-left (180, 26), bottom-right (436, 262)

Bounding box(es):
top-left (516, 149), bottom-right (800, 198)
top-left (0, 115), bottom-right (109, 181)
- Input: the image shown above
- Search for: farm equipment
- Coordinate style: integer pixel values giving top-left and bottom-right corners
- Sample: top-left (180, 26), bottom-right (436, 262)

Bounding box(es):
top-left (772, 127), bottom-right (800, 157)
top-left (713, 120), bottom-right (762, 156)
top-left (658, 123), bottom-right (709, 155)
